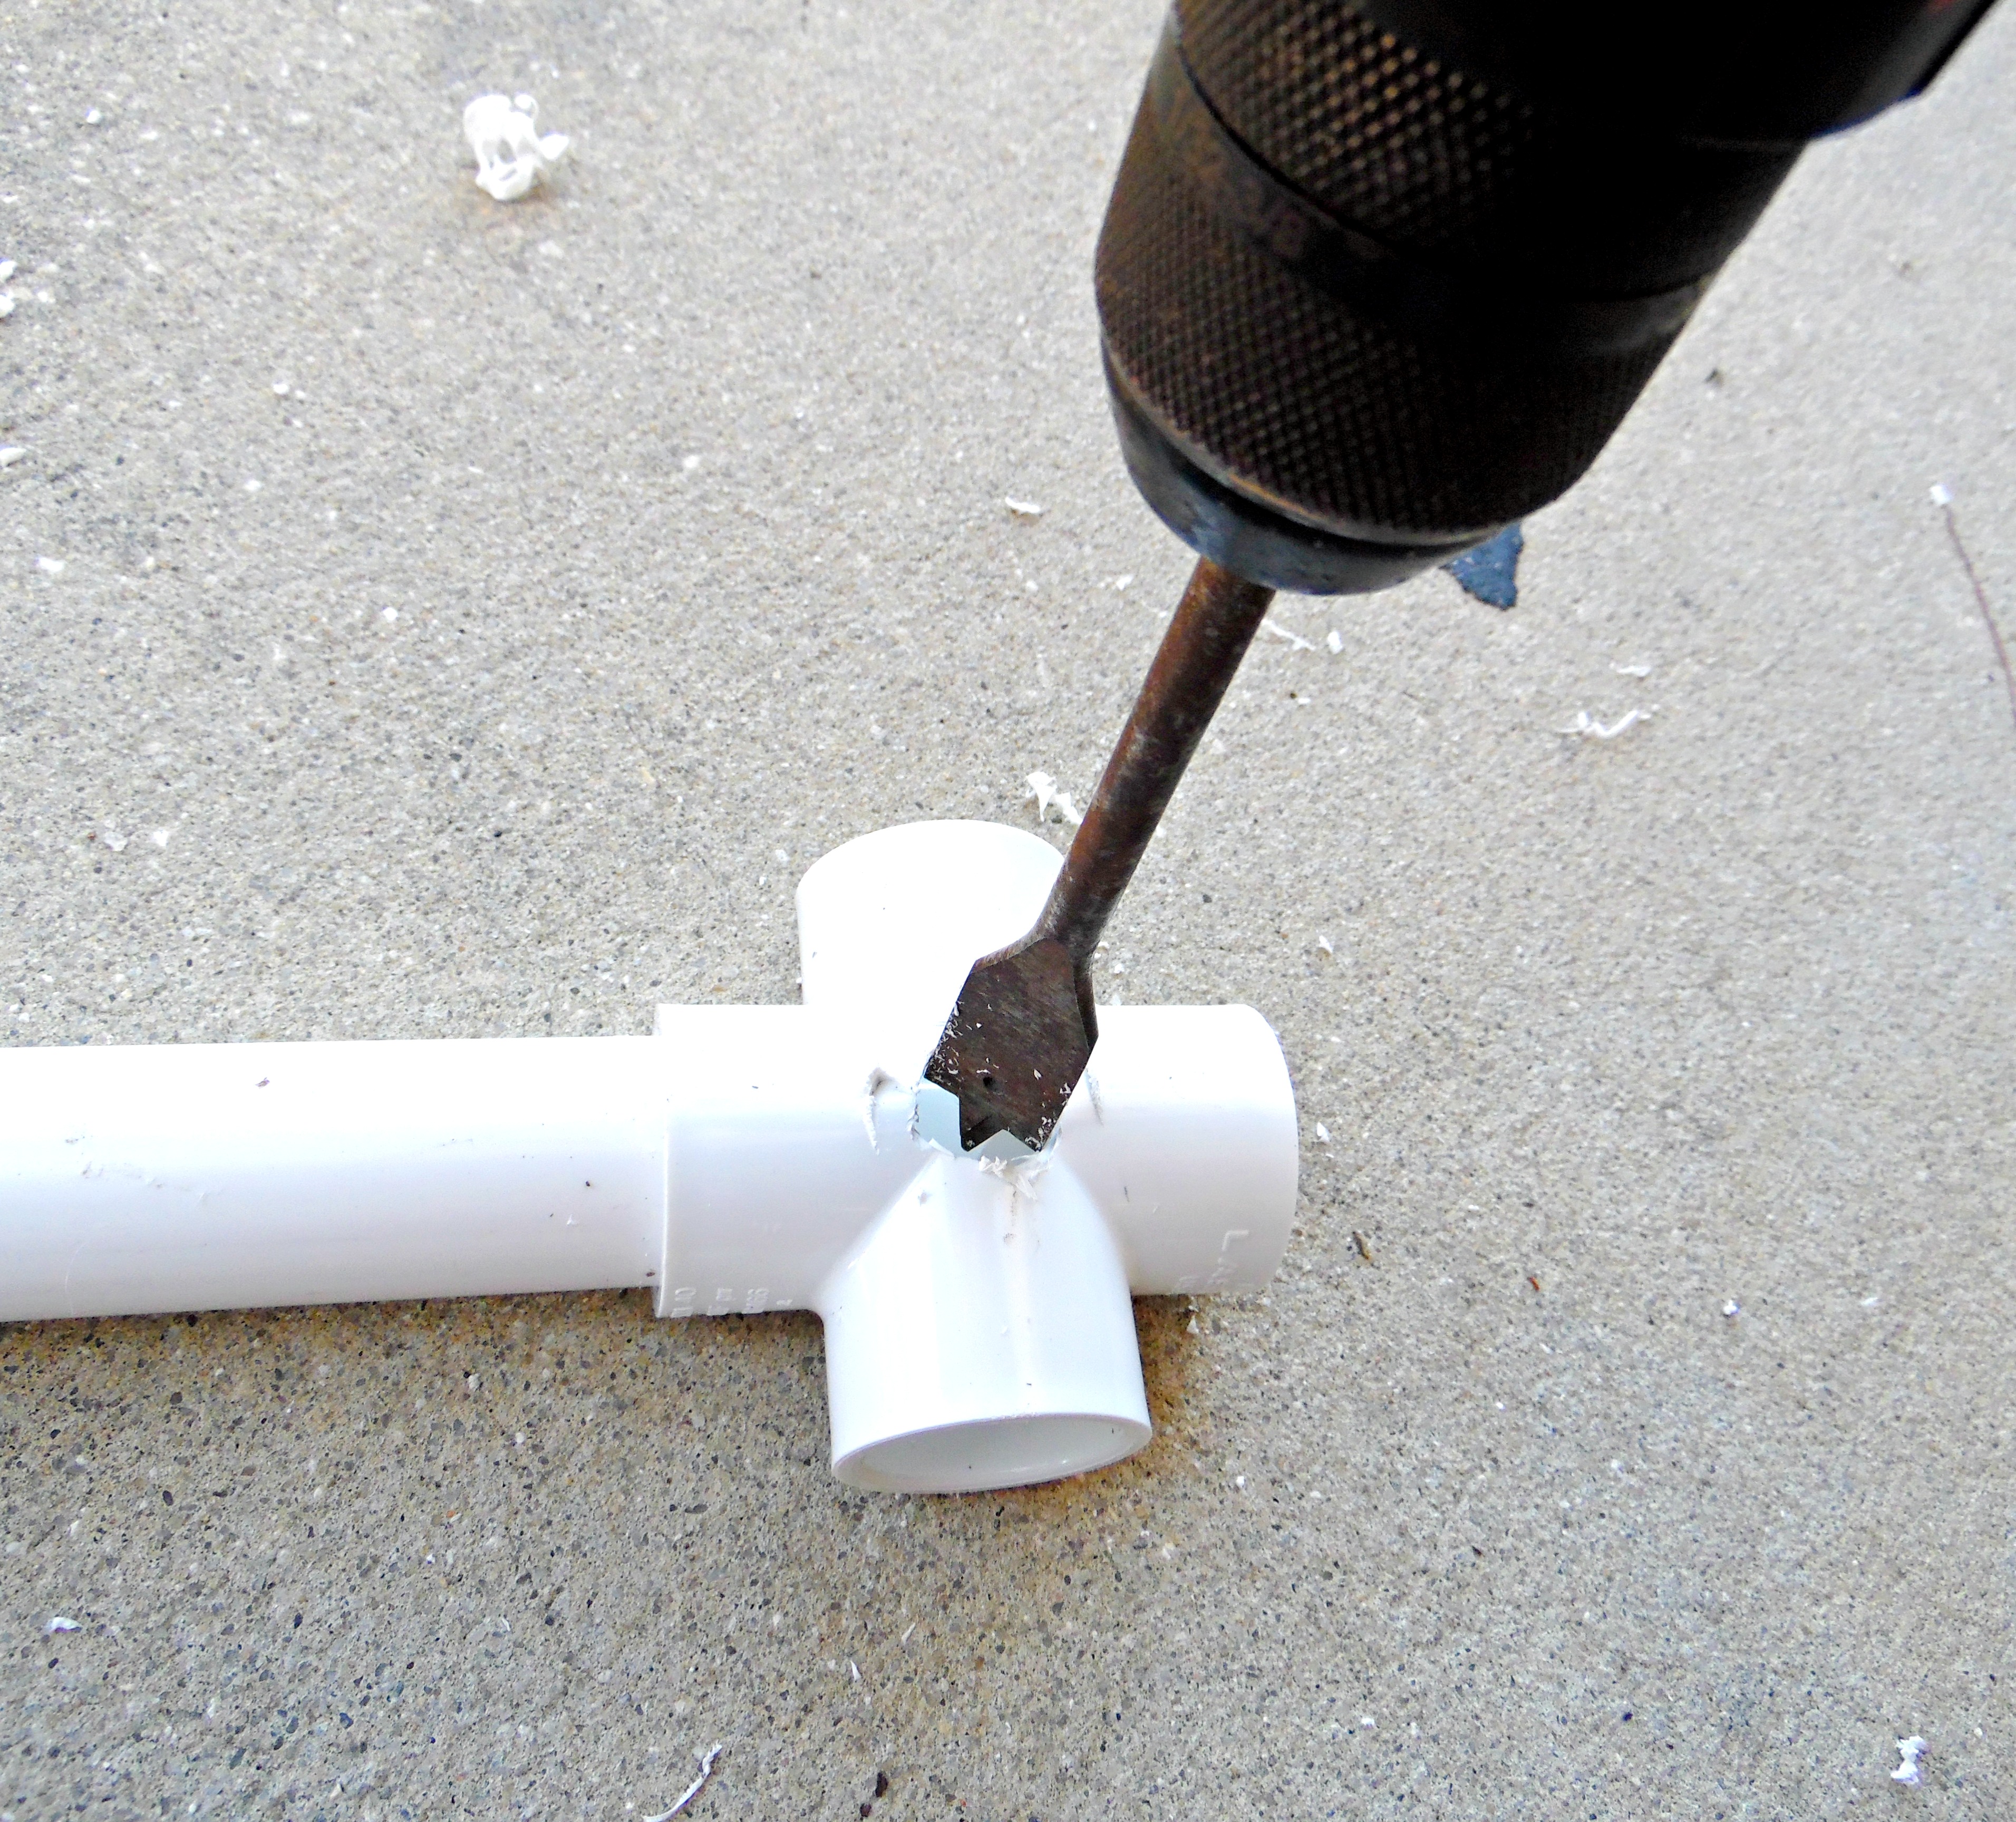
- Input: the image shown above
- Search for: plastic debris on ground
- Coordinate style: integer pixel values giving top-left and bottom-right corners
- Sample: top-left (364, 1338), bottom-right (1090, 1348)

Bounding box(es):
top-left (1003, 497), bottom-right (1044, 518)
top-left (1891, 1736), bottom-right (1926, 1786)
top-left (1258, 618), bottom-right (1314, 651)
top-left (463, 93), bottom-right (570, 202)
top-left (1025, 770), bottom-right (1082, 827)
top-left (1559, 707), bottom-right (1654, 740)
top-left (644, 1742), bottom-right (723, 1820)
top-left (45, 1617), bottom-right (81, 1635)
top-left (1443, 522), bottom-right (1524, 608)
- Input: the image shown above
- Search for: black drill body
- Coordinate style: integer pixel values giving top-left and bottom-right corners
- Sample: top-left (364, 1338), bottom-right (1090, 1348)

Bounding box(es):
top-left (927, 0), bottom-right (1998, 1151)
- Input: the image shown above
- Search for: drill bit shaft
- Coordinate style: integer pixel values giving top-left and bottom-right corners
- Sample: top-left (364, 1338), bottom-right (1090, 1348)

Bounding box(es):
top-left (926, 557), bottom-right (1276, 1149)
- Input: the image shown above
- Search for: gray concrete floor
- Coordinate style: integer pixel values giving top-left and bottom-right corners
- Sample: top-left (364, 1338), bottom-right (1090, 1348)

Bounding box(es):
top-left (3, 3), bottom-right (2013, 1817)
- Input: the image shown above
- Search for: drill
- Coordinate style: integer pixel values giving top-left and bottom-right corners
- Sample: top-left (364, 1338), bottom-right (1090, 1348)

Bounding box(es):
top-left (928, 0), bottom-right (1999, 1151)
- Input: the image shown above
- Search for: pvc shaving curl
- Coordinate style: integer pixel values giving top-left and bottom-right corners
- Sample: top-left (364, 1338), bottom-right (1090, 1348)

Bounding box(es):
top-left (463, 93), bottom-right (570, 202)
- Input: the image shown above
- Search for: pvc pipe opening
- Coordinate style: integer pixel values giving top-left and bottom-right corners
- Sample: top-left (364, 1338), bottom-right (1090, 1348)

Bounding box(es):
top-left (838, 1414), bottom-right (1152, 1496)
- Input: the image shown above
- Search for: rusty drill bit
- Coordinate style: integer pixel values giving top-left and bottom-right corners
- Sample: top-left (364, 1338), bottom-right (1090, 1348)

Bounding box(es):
top-left (925, 556), bottom-right (1276, 1149)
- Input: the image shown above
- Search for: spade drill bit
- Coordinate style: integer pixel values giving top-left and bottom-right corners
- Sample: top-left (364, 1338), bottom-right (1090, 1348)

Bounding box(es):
top-left (925, 556), bottom-right (1275, 1150)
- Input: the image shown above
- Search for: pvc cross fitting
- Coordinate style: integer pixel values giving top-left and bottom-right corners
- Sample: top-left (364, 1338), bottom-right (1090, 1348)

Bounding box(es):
top-left (0, 822), bottom-right (1298, 1493)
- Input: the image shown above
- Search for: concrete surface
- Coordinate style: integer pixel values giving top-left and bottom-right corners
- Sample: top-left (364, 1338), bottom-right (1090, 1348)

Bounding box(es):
top-left (3, 2), bottom-right (2013, 1816)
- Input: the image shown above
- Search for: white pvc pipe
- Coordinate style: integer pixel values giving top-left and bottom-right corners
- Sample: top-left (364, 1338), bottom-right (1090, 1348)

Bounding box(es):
top-left (0, 821), bottom-right (1298, 1494)
top-left (0, 1036), bottom-right (668, 1316)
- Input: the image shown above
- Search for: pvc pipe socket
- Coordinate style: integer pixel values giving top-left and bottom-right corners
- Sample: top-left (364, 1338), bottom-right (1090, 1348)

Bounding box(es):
top-left (0, 821), bottom-right (1298, 1494)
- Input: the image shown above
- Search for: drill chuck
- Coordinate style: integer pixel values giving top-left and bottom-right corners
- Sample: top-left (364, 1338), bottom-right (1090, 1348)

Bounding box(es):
top-left (1097, 0), bottom-right (1994, 595)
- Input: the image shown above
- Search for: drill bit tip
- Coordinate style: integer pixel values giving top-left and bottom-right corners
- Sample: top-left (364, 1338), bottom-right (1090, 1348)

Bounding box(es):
top-left (923, 934), bottom-right (1093, 1152)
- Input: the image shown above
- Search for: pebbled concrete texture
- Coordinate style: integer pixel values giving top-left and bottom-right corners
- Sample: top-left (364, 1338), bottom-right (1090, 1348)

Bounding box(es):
top-left (2, 2), bottom-right (2012, 1817)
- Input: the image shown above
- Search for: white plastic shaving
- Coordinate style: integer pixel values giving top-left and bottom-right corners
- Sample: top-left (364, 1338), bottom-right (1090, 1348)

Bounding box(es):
top-left (1612, 662), bottom-right (1652, 678)
top-left (644, 1743), bottom-right (723, 1820)
top-left (0, 447), bottom-right (23, 468)
top-left (1314, 1122), bottom-right (1331, 1144)
top-left (1928, 483), bottom-right (1953, 508)
top-left (1258, 618), bottom-right (1314, 652)
top-left (0, 260), bottom-right (15, 283)
top-left (1025, 770), bottom-right (1082, 827)
top-left (1559, 708), bottom-right (1653, 740)
top-left (1003, 497), bottom-right (1044, 518)
top-left (1891, 1736), bottom-right (1925, 1786)
top-left (1325, 629), bottom-right (1343, 654)
top-left (45, 1617), bottom-right (81, 1635)
top-left (463, 93), bottom-right (570, 202)
top-left (861, 1068), bottom-right (899, 1149)
top-left (977, 1147), bottom-right (1052, 1215)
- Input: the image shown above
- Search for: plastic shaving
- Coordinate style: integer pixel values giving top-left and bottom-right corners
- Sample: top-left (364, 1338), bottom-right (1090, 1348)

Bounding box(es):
top-left (45, 1617), bottom-right (81, 1635)
top-left (1258, 619), bottom-right (1315, 652)
top-left (644, 1743), bottom-right (723, 1820)
top-left (1891, 1737), bottom-right (1926, 1786)
top-left (861, 1068), bottom-right (899, 1149)
top-left (463, 93), bottom-right (570, 202)
top-left (1003, 497), bottom-right (1045, 518)
top-left (1559, 708), bottom-right (1653, 740)
top-left (1025, 770), bottom-right (1082, 827)
top-left (976, 1147), bottom-right (1052, 1216)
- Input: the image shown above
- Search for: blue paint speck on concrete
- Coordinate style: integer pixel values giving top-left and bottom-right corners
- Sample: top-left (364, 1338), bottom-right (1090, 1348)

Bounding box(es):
top-left (1443, 522), bottom-right (1524, 608)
